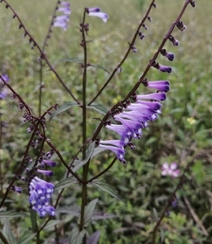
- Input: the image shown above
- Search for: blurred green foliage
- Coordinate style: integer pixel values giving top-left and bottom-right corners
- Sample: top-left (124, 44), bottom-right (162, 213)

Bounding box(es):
top-left (0, 0), bottom-right (212, 243)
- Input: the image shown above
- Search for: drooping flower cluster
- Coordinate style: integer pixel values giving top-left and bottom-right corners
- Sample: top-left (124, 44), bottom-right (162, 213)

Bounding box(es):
top-left (29, 176), bottom-right (55, 217)
top-left (11, 154), bottom-right (57, 217)
top-left (86, 7), bottom-right (108, 23)
top-left (98, 80), bottom-right (170, 164)
top-left (161, 162), bottom-right (180, 178)
top-left (53, 1), bottom-right (71, 31)
top-left (28, 157), bottom-right (57, 217)
top-left (0, 74), bottom-right (9, 99)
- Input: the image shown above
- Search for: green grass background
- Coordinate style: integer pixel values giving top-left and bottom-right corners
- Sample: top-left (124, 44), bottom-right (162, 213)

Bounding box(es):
top-left (0, 0), bottom-right (212, 243)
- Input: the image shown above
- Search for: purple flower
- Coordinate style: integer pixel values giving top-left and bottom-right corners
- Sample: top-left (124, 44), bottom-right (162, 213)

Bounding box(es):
top-left (87, 7), bottom-right (100, 12)
top-left (98, 90), bottom-right (168, 165)
top-left (160, 49), bottom-right (175, 61)
top-left (53, 16), bottom-right (70, 31)
top-left (11, 186), bottom-right (22, 194)
top-left (41, 159), bottom-right (57, 167)
top-left (146, 81), bottom-right (170, 92)
top-left (87, 7), bottom-right (108, 23)
top-left (37, 169), bottom-right (54, 176)
top-left (1, 74), bottom-right (9, 82)
top-left (0, 91), bottom-right (7, 100)
top-left (161, 162), bottom-right (180, 178)
top-left (53, 1), bottom-right (71, 31)
top-left (146, 80), bottom-right (170, 92)
top-left (29, 177), bottom-right (55, 217)
top-left (99, 140), bottom-right (126, 163)
top-left (159, 65), bottom-right (172, 73)
top-left (166, 52), bottom-right (175, 61)
top-left (58, 7), bottom-right (71, 15)
top-left (136, 92), bottom-right (166, 101)
top-left (0, 74), bottom-right (9, 99)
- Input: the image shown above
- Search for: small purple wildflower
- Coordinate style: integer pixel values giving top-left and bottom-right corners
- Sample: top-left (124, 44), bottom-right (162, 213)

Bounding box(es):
top-left (160, 49), bottom-right (175, 61)
top-left (37, 169), bottom-right (54, 176)
top-left (99, 140), bottom-right (126, 164)
top-left (87, 7), bottom-right (100, 13)
top-left (0, 74), bottom-right (9, 99)
top-left (40, 159), bottom-right (57, 168)
top-left (146, 80), bottom-right (170, 92)
top-left (86, 7), bottom-right (108, 23)
top-left (161, 162), bottom-right (180, 178)
top-left (11, 186), bottom-right (22, 194)
top-left (159, 65), bottom-right (172, 73)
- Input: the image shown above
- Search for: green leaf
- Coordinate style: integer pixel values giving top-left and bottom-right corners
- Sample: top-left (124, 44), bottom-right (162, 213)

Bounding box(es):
top-left (49, 102), bottom-right (79, 121)
top-left (92, 212), bottom-right (117, 220)
top-left (55, 177), bottom-right (78, 191)
top-left (57, 206), bottom-right (80, 217)
top-left (84, 198), bottom-right (98, 226)
top-left (87, 103), bottom-right (108, 115)
top-left (72, 142), bottom-right (95, 172)
top-left (86, 230), bottom-right (101, 244)
top-left (17, 232), bottom-right (36, 244)
top-left (2, 220), bottom-right (17, 244)
top-left (29, 209), bottom-right (37, 232)
top-left (43, 220), bottom-right (62, 231)
top-left (92, 179), bottom-right (123, 201)
top-left (0, 211), bottom-right (28, 218)
top-left (70, 227), bottom-right (87, 244)
top-left (91, 147), bottom-right (107, 158)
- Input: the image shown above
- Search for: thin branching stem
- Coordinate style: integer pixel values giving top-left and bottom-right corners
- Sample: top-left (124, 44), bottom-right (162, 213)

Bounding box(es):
top-left (91, 0), bottom-right (192, 143)
top-left (0, 0), bottom-right (81, 105)
top-left (88, 0), bottom-right (156, 105)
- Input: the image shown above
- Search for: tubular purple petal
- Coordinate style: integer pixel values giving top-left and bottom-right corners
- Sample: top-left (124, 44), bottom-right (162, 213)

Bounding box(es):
top-left (136, 93), bottom-right (166, 101)
top-left (159, 65), bottom-right (172, 73)
top-left (147, 81), bottom-right (170, 92)
top-left (99, 143), bottom-right (125, 163)
top-left (99, 139), bottom-right (124, 147)
top-left (88, 12), bottom-right (108, 23)
top-left (58, 7), bottom-right (71, 15)
top-left (37, 169), bottom-right (54, 176)
top-left (42, 160), bottom-right (57, 167)
top-left (166, 52), bottom-right (175, 61)
top-left (87, 7), bottom-right (101, 13)
top-left (61, 1), bottom-right (70, 7)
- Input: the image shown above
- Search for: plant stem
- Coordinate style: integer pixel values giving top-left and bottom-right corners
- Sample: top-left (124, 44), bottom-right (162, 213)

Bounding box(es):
top-left (79, 9), bottom-right (89, 244)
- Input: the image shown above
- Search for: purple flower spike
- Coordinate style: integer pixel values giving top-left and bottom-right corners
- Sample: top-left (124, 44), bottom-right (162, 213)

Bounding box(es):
top-left (136, 93), bottom-right (166, 101)
top-left (37, 169), bottom-right (54, 176)
top-left (159, 65), bottom-right (172, 73)
top-left (147, 81), bottom-right (170, 92)
top-left (87, 7), bottom-right (108, 23)
top-left (161, 162), bottom-right (180, 178)
top-left (29, 177), bottom-right (55, 217)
